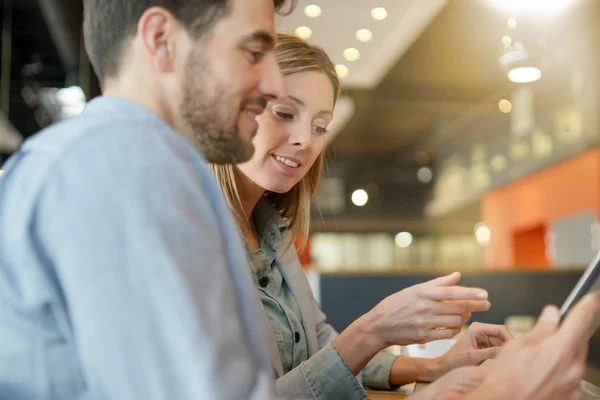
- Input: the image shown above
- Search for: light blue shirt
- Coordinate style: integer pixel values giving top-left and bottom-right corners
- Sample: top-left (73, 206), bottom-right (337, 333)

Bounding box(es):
top-left (0, 97), bottom-right (281, 400)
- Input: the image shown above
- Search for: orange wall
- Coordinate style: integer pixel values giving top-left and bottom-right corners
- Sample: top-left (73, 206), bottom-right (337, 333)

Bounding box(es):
top-left (294, 236), bottom-right (312, 269)
top-left (513, 225), bottom-right (549, 269)
top-left (482, 149), bottom-right (600, 269)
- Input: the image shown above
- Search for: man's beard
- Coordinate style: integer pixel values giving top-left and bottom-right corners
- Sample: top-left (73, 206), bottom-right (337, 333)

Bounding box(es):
top-left (180, 51), bottom-right (255, 164)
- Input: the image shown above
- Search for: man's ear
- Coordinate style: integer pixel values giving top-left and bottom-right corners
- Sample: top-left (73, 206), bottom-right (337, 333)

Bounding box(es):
top-left (137, 6), bottom-right (180, 73)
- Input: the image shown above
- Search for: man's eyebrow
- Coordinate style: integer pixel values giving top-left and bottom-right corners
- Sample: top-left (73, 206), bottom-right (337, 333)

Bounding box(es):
top-left (240, 31), bottom-right (275, 48)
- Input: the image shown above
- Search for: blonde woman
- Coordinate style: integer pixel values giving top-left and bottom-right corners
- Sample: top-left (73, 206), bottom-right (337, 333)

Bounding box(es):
top-left (210, 33), bottom-right (512, 399)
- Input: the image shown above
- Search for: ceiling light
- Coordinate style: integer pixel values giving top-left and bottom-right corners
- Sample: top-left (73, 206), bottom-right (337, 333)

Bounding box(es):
top-left (351, 189), bottom-right (368, 206)
top-left (371, 7), bottom-right (388, 21)
top-left (304, 5), bottom-right (322, 18)
top-left (508, 67), bottom-right (542, 83)
top-left (502, 36), bottom-right (512, 46)
top-left (395, 232), bottom-right (413, 248)
top-left (498, 99), bottom-right (512, 113)
top-left (335, 64), bottom-right (349, 78)
top-left (56, 86), bottom-right (86, 104)
top-left (486, 0), bottom-right (575, 15)
top-left (474, 222), bottom-right (491, 246)
top-left (417, 167), bottom-right (433, 184)
top-left (356, 29), bottom-right (373, 43)
top-left (343, 48), bottom-right (360, 62)
top-left (43, 86), bottom-right (87, 119)
top-left (0, 170), bottom-right (4, 177)
top-left (507, 18), bottom-right (518, 28)
top-left (490, 154), bottom-right (508, 172)
top-left (294, 26), bottom-right (312, 40)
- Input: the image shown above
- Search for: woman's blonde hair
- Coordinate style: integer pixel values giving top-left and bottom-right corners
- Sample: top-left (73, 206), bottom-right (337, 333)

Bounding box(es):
top-left (210, 33), bottom-right (341, 248)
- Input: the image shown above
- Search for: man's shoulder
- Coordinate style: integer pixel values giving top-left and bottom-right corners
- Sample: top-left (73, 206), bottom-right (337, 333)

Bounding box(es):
top-left (16, 108), bottom-right (206, 180)
top-left (1, 107), bottom-right (214, 211)
top-left (25, 111), bottom-right (184, 157)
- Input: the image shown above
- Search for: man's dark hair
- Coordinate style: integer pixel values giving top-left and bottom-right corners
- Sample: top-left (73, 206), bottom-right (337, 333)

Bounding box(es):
top-left (83, 0), bottom-right (295, 84)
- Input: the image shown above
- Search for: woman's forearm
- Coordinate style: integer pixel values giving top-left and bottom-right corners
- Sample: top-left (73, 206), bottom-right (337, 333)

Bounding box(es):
top-left (389, 357), bottom-right (439, 386)
top-left (332, 313), bottom-right (385, 375)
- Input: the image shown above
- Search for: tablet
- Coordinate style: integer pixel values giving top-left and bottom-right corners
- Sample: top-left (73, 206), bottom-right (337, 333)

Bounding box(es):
top-left (560, 252), bottom-right (600, 318)
top-left (560, 251), bottom-right (600, 393)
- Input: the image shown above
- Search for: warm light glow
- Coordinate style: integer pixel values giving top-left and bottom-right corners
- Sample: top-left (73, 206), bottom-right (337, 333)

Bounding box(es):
top-left (0, 170), bottom-right (4, 177)
top-left (490, 154), bottom-right (508, 172)
top-left (294, 26), bottom-right (312, 39)
top-left (474, 223), bottom-right (491, 246)
top-left (415, 151), bottom-right (429, 165)
top-left (507, 18), bottom-right (518, 28)
top-left (487, 0), bottom-right (575, 15)
top-left (343, 48), bottom-right (360, 62)
top-left (56, 86), bottom-right (87, 118)
top-left (502, 35), bottom-right (512, 46)
top-left (335, 64), bottom-right (349, 78)
top-left (304, 5), bottom-right (322, 18)
top-left (351, 189), bottom-right (369, 206)
top-left (371, 7), bottom-right (388, 21)
top-left (56, 86), bottom-right (85, 104)
top-left (395, 232), bottom-right (413, 248)
top-left (417, 167), bottom-right (433, 183)
top-left (498, 99), bottom-right (512, 113)
top-left (508, 67), bottom-right (542, 83)
top-left (356, 29), bottom-right (373, 43)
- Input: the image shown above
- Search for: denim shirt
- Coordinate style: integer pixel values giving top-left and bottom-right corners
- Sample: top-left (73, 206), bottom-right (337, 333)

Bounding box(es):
top-left (248, 198), bottom-right (398, 399)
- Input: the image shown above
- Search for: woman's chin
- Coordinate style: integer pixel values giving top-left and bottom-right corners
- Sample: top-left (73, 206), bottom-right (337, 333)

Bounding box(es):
top-left (264, 182), bottom-right (295, 195)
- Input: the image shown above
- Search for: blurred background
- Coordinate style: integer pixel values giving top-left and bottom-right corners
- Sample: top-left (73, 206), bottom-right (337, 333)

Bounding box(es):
top-left (2, 0), bottom-right (600, 277)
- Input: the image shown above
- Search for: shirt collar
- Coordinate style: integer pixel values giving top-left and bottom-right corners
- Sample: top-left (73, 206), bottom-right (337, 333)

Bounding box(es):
top-left (253, 196), bottom-right (288, 255)
top-left (83, 96), bottom-right (171, 128)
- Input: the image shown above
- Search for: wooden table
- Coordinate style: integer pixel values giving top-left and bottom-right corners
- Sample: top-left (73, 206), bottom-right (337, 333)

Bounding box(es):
top-left (366, 383), bottom-right (600, 399)
top-left (366, 390), bottom-right (410, 399)
top-left (366, 383), bottom-right (427, 399)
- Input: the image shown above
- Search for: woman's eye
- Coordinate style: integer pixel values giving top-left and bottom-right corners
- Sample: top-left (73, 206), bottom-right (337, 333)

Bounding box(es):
top-left (247, 50), bottom-right (265, 63)
top-left (313, 126), bottom-right (329, 135)
top-left (275, 111), bottom-right (295, 121)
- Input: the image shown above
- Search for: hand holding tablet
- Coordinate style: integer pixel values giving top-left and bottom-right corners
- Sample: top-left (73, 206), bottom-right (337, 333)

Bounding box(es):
top-left (458, 292), bottom-right (600, 400)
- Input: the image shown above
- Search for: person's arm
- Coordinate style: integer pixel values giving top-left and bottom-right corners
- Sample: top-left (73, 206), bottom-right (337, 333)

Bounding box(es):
top-left (282, 271), bottom-right (493, 392)
top-left (33, 131), bottom-right (278, 400)
top-left (307, 275), bottom-right (430, 391)
top-left (387, 357), bottom-right (436, 386)
top-left (305, 282), bottom-right (461, 391)
top-left (274, 343), bottom-right (366, 400)
top-left (332, 272), bottom-right (490, 377)
top-left (386, 322), bottom-right (512, 387)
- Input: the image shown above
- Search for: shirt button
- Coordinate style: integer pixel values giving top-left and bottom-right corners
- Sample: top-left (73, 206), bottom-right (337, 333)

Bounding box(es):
top-left (259, 277), bottom-right (269, 288)
top-left (295, 332), bottom-right (301, 343)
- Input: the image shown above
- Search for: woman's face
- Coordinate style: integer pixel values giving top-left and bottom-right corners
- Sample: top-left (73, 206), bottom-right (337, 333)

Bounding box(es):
top-left (237, 70), bottom-right (334, 194)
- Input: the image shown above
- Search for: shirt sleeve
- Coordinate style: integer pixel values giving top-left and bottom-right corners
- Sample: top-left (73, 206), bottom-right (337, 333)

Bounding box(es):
top-left (311, 297), bottom-right (397, 391)
top-left (362, 350), bottom-right (399, 390)
top-left (275, 343), bottom-right (366, 400)
top-left (32, 130), bottom-right (279, 400)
